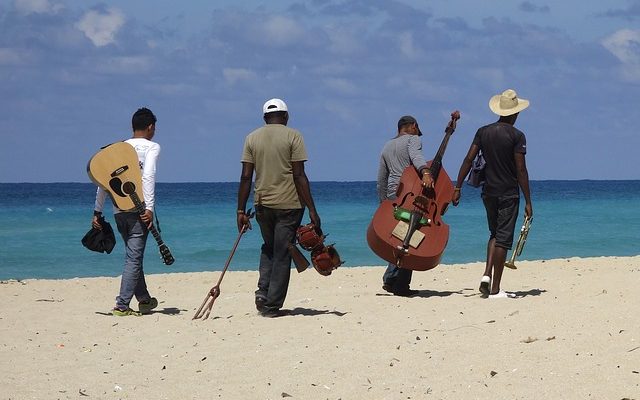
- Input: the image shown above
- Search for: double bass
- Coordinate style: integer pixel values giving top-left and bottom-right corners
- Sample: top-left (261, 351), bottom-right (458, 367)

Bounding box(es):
top-left (366, 111), bottom-right (460, 271)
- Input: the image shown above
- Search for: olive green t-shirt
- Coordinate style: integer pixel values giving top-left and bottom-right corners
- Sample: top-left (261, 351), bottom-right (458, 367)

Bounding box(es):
top-left (241, 124), bottom-right (308, 209)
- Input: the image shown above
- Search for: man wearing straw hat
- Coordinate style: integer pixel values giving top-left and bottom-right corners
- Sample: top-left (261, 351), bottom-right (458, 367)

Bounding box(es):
top-left (452, 89), bottom-right (533, 299)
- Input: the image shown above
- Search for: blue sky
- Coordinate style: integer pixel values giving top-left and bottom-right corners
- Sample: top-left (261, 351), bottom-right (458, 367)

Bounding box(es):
top-left (1, 0), bottom-right (639, 182)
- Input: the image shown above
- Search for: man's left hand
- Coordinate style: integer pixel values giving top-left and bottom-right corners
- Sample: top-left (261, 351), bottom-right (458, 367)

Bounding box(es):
top-left (421, 172), bottom-right (434, 189)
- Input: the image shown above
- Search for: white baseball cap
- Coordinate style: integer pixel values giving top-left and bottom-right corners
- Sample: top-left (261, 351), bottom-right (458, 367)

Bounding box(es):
top-left (262, 98), bottom-right (288, 114)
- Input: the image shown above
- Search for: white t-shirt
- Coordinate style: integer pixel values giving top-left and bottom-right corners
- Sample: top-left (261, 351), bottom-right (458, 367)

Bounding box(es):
top-left (94, 138), bottom-right (161, 213)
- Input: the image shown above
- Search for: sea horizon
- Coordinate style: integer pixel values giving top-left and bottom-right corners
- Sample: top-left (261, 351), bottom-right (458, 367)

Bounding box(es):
top-left (2, 179), bottom-right (639, 184)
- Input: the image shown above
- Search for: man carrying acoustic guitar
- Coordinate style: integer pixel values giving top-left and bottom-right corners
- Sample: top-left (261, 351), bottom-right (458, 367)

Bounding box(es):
top-left (91, 107), bottom-right (161, 316)
top-left (452, 89), bottom-right (533, 299)
top-left (376, 115), bottom-right (434, 297)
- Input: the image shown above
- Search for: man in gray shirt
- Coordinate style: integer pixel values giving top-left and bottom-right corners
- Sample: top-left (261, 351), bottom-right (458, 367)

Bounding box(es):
top-left (376, 115), bottom-right (434, 296)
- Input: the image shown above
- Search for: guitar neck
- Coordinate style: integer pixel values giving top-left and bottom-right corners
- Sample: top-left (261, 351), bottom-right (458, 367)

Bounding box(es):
top-left (128, 191), bottom-right (165, 246)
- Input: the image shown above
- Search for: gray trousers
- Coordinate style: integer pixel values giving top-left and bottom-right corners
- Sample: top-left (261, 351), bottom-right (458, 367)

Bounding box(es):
top-left (254, 205), bottom-right (304, 311)
top-left (114, 212), bottom-right (151, 309)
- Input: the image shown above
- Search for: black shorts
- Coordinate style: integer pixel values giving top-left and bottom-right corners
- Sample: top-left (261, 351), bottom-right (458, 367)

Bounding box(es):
top-left (482, 194), bottom-right (519, 249)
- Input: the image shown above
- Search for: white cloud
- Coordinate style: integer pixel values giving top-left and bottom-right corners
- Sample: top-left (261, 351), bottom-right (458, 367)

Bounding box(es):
top-left (470, 68), bottom-right (506, 88)
top-left (386, 76), bottom-right (457, 101)
top-left (260, 16), bottom-right (304, 47)
top-left (602, 29), bottom-right (640, 64)
top-left (223, 68), bottom-right (257, 85)
top-left (397, 31), bottom-right (422, 59)
top-left (14, 0), bottom-right (62, 15)
top-left (311, 63), bottom-right (350, 75)
top-left (95, 56), bottom-right (151, 74)
top-left (602, 29), bottom-right (640, 82)
top-left (0, 48), bottom-right (28, 65)
top-left (325, 26), bottom-right (362, 55)
top-left (322, 101), bottom-right (357, 123)
top-left (75, 8), bottom-right (125, 47)
top-left (323, 77), bottom-right (358, 95)
top-left (148, 83), bottom-right (199, 96)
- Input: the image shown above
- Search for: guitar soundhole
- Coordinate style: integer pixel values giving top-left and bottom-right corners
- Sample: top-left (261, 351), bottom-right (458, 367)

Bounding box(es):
top-left (122, 181), bottom-right (136, 195)
top-left (109, 178), bottom-right (126, 197)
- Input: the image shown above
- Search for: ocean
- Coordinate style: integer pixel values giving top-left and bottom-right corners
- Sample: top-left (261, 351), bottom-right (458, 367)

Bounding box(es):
top-left (1, 181), bottom-right (638, 280)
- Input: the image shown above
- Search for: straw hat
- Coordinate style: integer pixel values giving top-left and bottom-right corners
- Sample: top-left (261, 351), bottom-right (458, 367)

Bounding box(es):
top-left (489, 89), bottom-right (529, 116)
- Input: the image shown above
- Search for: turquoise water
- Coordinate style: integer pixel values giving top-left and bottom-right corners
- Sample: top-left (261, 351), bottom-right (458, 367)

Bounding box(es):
top-left (0, 181), bottom-right (638, 280)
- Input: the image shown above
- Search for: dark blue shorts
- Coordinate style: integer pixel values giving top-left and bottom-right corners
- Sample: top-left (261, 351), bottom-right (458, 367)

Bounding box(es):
top-left (482, 194), bottom-right (520, 249)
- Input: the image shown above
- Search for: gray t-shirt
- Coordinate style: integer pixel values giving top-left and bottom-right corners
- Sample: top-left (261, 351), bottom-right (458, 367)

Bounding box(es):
top-left (376, 134), bottom-right (427, 202)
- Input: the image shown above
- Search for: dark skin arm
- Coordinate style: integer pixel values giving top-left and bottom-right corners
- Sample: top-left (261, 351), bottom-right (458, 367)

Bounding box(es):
top-left (292, 160), bottom-right (321, 233)
top-left (236, 162), bottom-right (254, 232)
top-left (515, 152), bottom-right (533, 218)
top-left (418, 166), bottom-right (434, 189)
top-left (452, 143), bottom-right (479, 206)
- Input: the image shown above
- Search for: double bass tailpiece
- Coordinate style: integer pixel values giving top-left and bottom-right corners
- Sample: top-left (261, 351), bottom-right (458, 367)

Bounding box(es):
top-left (392, 194), bottom-right (433, 256)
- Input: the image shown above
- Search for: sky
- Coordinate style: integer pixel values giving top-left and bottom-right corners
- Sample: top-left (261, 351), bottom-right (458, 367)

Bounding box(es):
top-left (1, 0), bottom-right (639, 182)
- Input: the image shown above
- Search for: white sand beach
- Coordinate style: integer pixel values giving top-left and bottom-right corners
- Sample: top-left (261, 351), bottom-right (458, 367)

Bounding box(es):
top-left (1, 256), bottom-right (639, 399)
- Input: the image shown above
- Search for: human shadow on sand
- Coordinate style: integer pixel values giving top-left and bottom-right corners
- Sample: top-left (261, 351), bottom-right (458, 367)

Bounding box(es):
top-left (153, 307), bottom-right (183, 315)
top-left (511, 288), bottom-right (546, 298)
top-left (376, 289), bottom-right (461, 298)
top-left (285, 307), bottom-right (348, 317)
top-left (94, 307), bottom-right (183, 316)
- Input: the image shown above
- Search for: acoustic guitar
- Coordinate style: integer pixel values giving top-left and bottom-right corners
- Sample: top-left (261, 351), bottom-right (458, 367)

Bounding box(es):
top-left (87, 142), bottom-right (175, 266)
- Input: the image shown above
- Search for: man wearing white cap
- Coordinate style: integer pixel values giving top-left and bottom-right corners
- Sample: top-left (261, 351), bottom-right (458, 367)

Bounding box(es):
top-left (237, 98), bottom-right (321, 317)
top-left (452, 89), bottom-right (533, 299)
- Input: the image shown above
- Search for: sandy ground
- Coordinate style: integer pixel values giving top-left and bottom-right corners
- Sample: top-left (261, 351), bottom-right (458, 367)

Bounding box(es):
top-left (1, 256), bottom-right (639, 399)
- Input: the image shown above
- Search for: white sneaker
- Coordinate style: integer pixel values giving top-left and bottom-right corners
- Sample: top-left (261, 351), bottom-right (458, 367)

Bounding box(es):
top-left (488, 290), bottom-right (516, 299)
top-left (479, 276), bottom-right (491, 296)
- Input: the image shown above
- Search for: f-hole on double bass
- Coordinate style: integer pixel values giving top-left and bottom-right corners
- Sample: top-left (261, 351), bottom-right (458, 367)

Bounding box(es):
top-left (367, 111), bottom-right (460, 271)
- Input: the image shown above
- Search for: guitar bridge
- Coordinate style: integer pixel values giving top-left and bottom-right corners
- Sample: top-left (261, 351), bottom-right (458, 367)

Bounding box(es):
top-left (110, 165), bottom-right (129, 177)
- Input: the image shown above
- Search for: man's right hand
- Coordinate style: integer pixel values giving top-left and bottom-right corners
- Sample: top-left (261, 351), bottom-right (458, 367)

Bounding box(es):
top-left (237, 213), bottom-right (252, 233)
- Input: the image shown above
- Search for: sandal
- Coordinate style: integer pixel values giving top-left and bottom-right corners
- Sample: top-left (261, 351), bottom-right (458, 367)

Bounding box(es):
top-left (138, 297), bottom-right (158, 314)
top-left (112, 307), bottom-right (142, 317)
